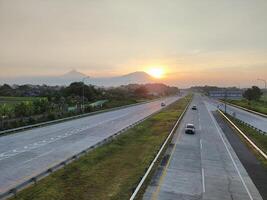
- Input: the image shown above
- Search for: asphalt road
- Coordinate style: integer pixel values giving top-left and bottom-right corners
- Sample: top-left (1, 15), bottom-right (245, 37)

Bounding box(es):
top-left (205, 97), bottom-right (267, 133)
top-left (143, 94), bottom-right (263, 200)
top-left (214, 112), bottom-right (267, 200)
top-left (0, 96), bottom-right (180, 194)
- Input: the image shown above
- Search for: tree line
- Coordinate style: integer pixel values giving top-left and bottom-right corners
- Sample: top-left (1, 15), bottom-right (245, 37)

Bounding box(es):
top-left (0, 82), bottom-right (179, 130)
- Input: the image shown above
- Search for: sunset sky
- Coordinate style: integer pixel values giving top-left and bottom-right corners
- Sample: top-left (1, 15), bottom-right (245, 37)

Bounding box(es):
top-left (0, 0), bottom-right (267, 87)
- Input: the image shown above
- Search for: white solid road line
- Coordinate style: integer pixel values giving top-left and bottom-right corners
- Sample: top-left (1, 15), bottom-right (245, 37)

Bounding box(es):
top-left (202, 168), bottom-right (205, 193)
top-left (206, 104), bottom-right (254, 200)
top-left (22, 150), bottom-right (54, 165)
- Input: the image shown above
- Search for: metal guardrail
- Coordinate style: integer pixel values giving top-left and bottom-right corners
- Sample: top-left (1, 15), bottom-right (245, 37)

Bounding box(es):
top-left (129, 97), bottom-right (192, 200)
top-left (0, 96), bottom-right (183, 200)
top-left (0, 98), bottom-right (164, 136)
top-left (219, 100), bottom-right (267, 118)
top-left (219, 110), bottom-right (267, 160)
top-left (218, 109), bottom-right (267, 135)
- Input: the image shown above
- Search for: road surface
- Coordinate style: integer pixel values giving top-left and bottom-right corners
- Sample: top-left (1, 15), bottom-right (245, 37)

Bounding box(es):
top-left (143, 94), bottom-right (262, 200)
top-left (205, 97), bottom-right (267, 133)
top-left (0, 96), bottom-right (180, 194)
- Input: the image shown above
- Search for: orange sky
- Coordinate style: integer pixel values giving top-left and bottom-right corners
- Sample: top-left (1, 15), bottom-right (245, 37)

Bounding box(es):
top-left (0, 0), bottom-right (266, 87)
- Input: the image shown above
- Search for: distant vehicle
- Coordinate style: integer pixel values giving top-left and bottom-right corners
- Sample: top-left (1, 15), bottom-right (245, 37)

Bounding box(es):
top-left (161, 102), bottom-right (166, 107)
top-left (191, 105), bottom-right (197, 110)
top-left (185, 123), bottom-right (195, 134)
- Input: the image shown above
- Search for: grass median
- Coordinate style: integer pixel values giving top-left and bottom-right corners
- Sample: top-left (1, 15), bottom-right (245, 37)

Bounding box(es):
top-left (224, 114), bottom-right (267, 168)
top-left (10, 95), bottom-right (191, 200)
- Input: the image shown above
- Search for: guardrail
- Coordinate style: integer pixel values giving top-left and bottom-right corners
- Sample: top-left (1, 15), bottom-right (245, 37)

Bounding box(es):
top-left (218, 109), bottom-right (267, 135)
top-left (218, 110), bottom-right (267, 160)
top-left (0, 96), bottom-right (184, 200)
top-left (0, 97), bottom-right (168, 136)
top-left (129, 97), bottom-right (192, 200)
top-left (219, 100), bottom-right (267, 118)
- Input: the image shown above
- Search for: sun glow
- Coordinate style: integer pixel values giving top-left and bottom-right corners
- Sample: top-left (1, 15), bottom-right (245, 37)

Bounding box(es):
top-left (147, 67), bottom-right (165, 79)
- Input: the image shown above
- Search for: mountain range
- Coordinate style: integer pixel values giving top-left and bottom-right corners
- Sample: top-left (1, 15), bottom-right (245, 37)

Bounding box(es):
top-left (0, 70), bottom-right (158, 87)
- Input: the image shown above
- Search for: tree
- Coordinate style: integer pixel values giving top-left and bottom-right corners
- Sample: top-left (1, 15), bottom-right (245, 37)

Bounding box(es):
top-left (33, 98), bottom-right (50, 114)
top-left (243, 86), bottom-right (263, 101)
top-left (134, 86), bottom-right (148, 98)
top-left (14, 102), bottom-right (34, 117)
top-left (0, 84), bottom-right (13, 96)
top-left (0, 104), bottom-right (13, 118)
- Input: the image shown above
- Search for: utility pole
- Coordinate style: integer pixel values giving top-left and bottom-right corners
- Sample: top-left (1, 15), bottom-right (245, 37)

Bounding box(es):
top-left (82, 76), bottom-right (90, 113)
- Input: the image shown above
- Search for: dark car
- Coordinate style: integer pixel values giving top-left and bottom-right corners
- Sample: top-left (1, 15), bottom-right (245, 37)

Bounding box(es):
top-left (191, 105), bottom-right (197, 110)
top-left (161, 102), bottom-right (166, 107)
top-left (185, 123), bottom-right (195, 134)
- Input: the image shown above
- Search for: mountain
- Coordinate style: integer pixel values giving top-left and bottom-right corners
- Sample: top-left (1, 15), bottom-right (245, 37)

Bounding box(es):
top-left (0, 70), bottom-right (157, 87)
top-left (61, 69), bottom-right (86, 79)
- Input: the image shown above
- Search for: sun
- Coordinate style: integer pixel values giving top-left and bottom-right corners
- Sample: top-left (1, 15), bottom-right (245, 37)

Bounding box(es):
top-left (147, 68), bottom-right (165, 79)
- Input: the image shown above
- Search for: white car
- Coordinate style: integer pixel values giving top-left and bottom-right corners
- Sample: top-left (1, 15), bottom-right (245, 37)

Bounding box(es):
top-left (185, 123), bottom-right (195, 134)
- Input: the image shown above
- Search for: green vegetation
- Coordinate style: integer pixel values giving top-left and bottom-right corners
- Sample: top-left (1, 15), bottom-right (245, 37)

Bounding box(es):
top-left (226, 86), bottom-right (267, 115)
top-left (0, 83), bottom-right (180, 131)
top-left (261, 93), bottom-right (267, 102)
top-left (225, 114), bottom-right (267, 167)
top-left (226, 99), bottom-right (267, 115)
top-left (0, 96), bottom-right (44, 105)
top-left (9, 95), bottom-right (191, 200)
top-left (243, 86), bottom-right (262, 101)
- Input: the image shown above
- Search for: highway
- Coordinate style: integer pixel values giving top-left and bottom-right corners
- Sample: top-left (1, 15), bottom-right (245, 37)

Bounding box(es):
top-left (0, 96), bottom-right (180, 194)
top-left (205, 97), bottom-right (267, 133)
top-left (143, 94), bottom-right (263, 200)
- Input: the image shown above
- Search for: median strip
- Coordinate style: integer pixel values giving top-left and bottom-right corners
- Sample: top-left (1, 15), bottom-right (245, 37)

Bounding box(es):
top-left (7, 95), bottom-right (191, 200)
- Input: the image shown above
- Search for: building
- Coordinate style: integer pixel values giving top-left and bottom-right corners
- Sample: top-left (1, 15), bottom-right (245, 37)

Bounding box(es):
top-left (209, 90), bottom-right (243, 100)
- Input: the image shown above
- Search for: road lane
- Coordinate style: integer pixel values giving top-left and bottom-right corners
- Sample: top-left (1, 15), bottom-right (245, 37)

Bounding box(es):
top-left (143, 94), bottom-right (262, 200)
top-left (205, 97), bottom-right (267, 133)
top-left (0, 96), bottom-right (180, 194)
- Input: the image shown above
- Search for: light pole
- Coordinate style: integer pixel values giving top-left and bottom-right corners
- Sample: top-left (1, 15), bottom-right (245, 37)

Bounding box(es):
top-left (82, 76), bottom-right (90, 113)
top-left (224, 89), bottom-right (227, 113)
top-left (257, 78), bottom-right (267, 90)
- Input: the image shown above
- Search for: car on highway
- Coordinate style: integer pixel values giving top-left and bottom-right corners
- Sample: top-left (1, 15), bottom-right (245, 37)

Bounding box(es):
top-left (161, 102), bottom-right (166, 107)
top-left (191, 105), bottom-right (197, 110)
top-left (185, 123), bottom-right (195, 134)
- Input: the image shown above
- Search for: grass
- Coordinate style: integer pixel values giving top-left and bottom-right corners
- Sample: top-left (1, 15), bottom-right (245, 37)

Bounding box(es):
top-left (224, 114), bottom-right (267, 168)
top-left (226, 98), bottom-right (267, 115)
top-left (0, 96), bottom-right (44, 105)
top-left (261, 93), bottom-right (267, 102)
top-left (9, 95), bottom-right (191, 200)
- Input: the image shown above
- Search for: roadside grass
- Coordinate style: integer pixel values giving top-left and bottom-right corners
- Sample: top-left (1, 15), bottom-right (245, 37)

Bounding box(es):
top-left (224, 113), bottom-right (267, 168)
top-left (0, 96), bottom-right (45, 105)
top-left (9, 95), bottom-right (191, 200)
top-left (261, 93), bottom-right (267, 102)
top-left (226, 99), bottom-right (267, 115)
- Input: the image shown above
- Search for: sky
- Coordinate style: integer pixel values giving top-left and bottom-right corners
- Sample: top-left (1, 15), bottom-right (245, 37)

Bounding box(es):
top-left (0, 0), bottom-right (267, 88)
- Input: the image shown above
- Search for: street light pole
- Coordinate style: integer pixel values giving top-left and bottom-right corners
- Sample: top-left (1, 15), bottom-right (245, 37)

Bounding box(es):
top-left (82, 76), bottom-right (90, 113)
top-left (257, 78), bottom-right (267, 90)
top-left (224, 89), bottom-right (227, 113)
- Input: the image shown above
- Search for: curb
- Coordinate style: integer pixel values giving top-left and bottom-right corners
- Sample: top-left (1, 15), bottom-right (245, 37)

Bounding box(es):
top-left (218, 110), bottom-right (267, 160)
